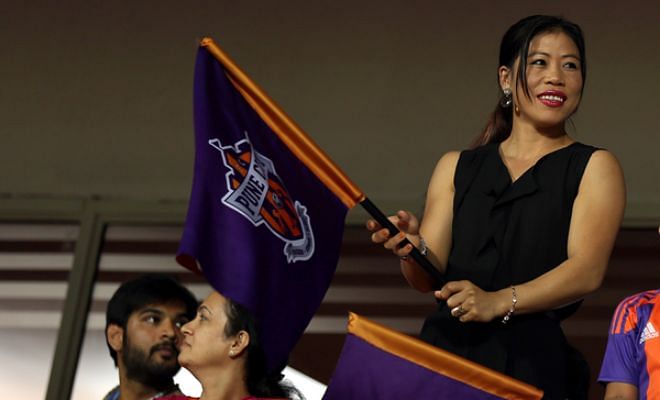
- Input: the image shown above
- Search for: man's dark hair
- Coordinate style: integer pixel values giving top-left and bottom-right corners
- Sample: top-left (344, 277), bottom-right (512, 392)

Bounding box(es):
top-left (105, 274), bottom-right (198, 366)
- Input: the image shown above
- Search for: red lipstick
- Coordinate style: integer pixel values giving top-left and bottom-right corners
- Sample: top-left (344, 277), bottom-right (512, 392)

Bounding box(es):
top-left (537, 90), bottom-right (567, 107)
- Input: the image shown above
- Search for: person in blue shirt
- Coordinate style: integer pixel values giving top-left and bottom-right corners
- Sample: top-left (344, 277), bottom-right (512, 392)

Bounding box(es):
top-left (598, 290), bottom-right (659, 398)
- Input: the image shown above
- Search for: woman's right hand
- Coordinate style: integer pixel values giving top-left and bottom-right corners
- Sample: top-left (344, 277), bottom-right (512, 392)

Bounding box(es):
top-left (366, 210), bottom-right (420, 259)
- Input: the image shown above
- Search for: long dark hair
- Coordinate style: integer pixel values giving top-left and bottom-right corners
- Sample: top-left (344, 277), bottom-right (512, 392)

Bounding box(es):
top-left (224, 299), bottom-right (303, 400)
top-left (471, 15), bottom-right (587, 148)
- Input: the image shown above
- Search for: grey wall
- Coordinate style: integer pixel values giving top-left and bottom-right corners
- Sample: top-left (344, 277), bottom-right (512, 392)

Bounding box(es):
top-left (2, 1), bottom-right (658, 224)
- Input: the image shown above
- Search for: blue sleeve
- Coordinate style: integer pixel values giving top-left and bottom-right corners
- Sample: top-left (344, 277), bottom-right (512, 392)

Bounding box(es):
top-left (597, 312), bottom-right (640, 385)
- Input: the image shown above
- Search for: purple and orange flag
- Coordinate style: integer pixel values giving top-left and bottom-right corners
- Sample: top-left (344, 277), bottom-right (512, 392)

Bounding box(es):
top-left (176, 39), bottom-right (364, 372)
top-left (323, 313), bottom-right (543, 399)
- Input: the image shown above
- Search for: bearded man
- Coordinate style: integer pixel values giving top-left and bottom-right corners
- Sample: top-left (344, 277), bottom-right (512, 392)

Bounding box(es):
top-left (104, 274), bottom-right (198, 400)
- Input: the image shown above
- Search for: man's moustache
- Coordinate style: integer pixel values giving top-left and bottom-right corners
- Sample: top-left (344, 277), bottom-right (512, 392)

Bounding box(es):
top-left (150, 341), bottom-right (178, 356)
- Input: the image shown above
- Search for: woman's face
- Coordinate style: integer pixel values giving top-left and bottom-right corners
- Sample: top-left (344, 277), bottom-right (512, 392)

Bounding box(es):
top-left (178, 291), bottom-right (236, 372)
top-left (504, 30), bottom-right (583, 130)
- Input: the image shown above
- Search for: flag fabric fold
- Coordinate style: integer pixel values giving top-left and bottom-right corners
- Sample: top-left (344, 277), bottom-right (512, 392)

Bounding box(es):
top-left (323, 313), bottom-right (543, 399)
top-left (177, 38), bottom-right (363, 372)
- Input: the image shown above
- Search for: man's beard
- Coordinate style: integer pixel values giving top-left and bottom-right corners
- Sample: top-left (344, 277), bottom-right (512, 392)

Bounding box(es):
top-left (122, 335), bottom-right (181, 391)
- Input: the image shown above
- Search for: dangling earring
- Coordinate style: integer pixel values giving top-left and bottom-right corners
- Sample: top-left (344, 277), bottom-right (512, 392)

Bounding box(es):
top-left (500, 88), bottom-right (512, 108)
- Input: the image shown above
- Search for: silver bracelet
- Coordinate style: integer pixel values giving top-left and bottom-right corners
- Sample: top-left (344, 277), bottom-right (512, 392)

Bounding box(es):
top-left (418, 235), bottom-right (428, 256)
top-left (501, 286), bottom-right (517, 324)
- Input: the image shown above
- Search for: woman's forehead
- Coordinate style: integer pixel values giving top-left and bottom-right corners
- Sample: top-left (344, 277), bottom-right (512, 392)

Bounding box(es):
top-left (202, 291), bottom-right (227, 312)
top-left (529, 31), bottom-right (579, 56)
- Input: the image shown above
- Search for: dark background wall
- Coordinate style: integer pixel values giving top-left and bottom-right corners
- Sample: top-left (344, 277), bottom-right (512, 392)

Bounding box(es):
top-left (1, 1), bottom-right (658, 224)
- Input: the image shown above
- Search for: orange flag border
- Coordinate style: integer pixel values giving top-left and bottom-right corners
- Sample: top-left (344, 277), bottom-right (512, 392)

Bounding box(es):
top-left (199, 38), bottom-right (364, 209)
top-left (347, 312), bottom-right (543, 400)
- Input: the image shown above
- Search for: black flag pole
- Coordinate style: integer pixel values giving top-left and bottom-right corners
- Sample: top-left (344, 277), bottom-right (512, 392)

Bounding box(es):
top-left (360, 197), bottom-right (446, 288)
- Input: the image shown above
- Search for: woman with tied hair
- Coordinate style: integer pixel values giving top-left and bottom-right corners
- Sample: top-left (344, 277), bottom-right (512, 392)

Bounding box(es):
top-left (160, 291), bottom-right (301, 400)
top-left (368, 15), bottom-right (625, 397)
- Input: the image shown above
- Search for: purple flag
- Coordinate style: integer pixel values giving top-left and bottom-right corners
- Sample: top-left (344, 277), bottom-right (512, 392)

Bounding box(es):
top-left (323, 314), bottom-right (543, 399)
top-left (177, 41), bottom-right (361, 372)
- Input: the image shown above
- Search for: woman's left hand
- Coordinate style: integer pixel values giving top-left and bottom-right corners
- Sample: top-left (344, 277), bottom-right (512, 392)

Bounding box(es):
top-left (435, 281), bottom-right (508, 323)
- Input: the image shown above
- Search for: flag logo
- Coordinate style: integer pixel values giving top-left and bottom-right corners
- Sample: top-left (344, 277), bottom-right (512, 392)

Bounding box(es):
top-left (209, 133), bottom-right (315, 263)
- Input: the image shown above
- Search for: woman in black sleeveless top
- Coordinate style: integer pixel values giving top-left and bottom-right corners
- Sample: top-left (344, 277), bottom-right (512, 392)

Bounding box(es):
top-left (368, 15), bottom-right (625, 399)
